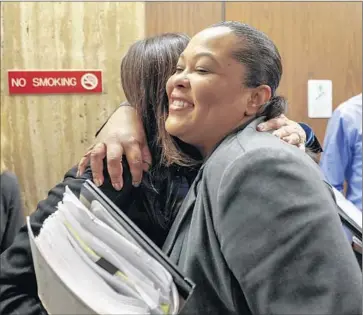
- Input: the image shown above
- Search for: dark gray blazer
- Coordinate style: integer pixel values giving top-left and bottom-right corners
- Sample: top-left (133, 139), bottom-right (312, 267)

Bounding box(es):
top-left (163, 118), bottom-right (362, 315)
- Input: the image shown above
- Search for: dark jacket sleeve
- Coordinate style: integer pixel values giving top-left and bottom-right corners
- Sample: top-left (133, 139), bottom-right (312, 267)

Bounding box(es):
top-left (215, 147), bottom-right (362, 315)
top-left (299, 122), bottom-right (323, 153)
top-left (0, 166), bottom-right (90, 315)
top-left (0, 171), bottom-right (25, 254)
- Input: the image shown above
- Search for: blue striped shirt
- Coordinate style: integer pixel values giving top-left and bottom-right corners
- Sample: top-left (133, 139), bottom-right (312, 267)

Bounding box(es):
top-left (320, 93), bottom-right (362, 210)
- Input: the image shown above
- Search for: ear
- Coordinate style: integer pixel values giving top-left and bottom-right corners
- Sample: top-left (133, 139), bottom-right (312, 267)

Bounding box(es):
top-left (245, 85), bottom-right (272, 116)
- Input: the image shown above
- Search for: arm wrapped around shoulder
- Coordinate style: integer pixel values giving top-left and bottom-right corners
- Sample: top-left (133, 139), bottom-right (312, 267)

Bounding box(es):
top-left (214, 147), bottom-right (362, 315)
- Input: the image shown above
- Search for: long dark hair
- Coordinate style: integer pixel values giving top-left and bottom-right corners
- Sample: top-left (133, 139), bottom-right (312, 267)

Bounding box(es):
top-left (121, 33), bottom-right (201, 170)
top-left (120, 34), bottom-right (200, 232)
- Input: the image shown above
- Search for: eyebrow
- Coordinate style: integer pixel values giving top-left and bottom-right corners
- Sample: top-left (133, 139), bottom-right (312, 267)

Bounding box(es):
top-left (180, 52), bottom-right (221, 66)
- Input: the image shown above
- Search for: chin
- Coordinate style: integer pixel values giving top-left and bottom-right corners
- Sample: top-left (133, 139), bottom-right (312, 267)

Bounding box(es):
top-left (165, 115), bottom-right (194, 143)
top-left (165, 119), bottom-right (181, 137)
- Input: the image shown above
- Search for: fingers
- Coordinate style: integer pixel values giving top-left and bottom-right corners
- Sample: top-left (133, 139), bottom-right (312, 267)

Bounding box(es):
top-left (77, 154), bottom-right (90, 177)
top-left (272, 124), bottom-right (307, 149)
top-left (121, 137), bottom-right (143, 187)
top-left (298, 143), bottom-right (306, 151)
top-left (281, 133), bottom-right (301, 146)
top-left (106, 143), bottom-right (124, 191)
top-left (283, 124), bottom-right (306, 144)
top-left (257, 114), bottom-right (288, 131)
top-left (90, 142), bottom-right (106, 187)
top-left (82, 139), bottom-right (149, 191)
top-left (272, 128), bottom-right (287, 139)
top-left (271, 125), bottom-right (297, 139)
top-left (107, 137), bottom-right (146, 189)
top-left (141, 144), bottom-right (152, 172)
top-left (77, 144), bottom-right (95, 176)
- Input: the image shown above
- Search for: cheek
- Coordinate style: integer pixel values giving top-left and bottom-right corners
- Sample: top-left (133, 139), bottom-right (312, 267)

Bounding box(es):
top-left (166, 76), bottom-right (175, 98)
top-left (193, 78), bottom-right (226, 108)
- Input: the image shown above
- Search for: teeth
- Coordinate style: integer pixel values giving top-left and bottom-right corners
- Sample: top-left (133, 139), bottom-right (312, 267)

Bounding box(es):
top-left (172, 100), bottom-right (191, 108)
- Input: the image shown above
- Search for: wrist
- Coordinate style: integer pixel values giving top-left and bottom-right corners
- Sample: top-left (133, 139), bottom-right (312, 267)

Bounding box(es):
top-left (95, 103), bottom-right (137, 142)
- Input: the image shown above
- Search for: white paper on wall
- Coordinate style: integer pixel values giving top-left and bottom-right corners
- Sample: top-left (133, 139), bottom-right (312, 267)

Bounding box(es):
top-left (308, 80), bottom-right (333, 118)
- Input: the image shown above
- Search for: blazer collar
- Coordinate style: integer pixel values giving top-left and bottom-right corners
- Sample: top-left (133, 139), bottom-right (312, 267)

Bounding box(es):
top-left (162, 165), bottom-right (205, 256)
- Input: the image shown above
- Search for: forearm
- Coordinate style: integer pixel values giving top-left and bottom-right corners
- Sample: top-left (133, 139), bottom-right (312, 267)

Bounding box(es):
top-left (95, 103), bottom-right (137, 143)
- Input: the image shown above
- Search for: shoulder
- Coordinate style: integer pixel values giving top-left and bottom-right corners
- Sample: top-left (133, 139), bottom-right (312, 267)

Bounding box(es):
top-left (0, 171), bottom-right (22, 212)
top-left (0, 171), bottom-right (21, 196)
top-left (203, 118), bottom-right (323, 185)
top-left (338, 93), bottom-right (362, 110)
top-left (334, 94), bottom-right (362, 123)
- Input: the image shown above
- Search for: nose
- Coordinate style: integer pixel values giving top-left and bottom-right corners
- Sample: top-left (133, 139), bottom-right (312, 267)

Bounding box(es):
top-left (172, 71), bottom-right (190, 88)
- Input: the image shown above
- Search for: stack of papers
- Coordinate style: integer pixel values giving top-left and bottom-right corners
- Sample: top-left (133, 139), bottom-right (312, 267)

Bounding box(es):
top-left (28, 181), bottom-right (194, 315)
top-left (333, 187), bottom-right (362, 231)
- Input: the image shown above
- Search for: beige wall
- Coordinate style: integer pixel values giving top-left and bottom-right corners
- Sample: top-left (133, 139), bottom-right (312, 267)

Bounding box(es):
top-left (145, 2), bottom-right (223, 37)
top-left (1, 2), bottom-right (362, 214)
top-left (1, 2), bottom-right (145, 213)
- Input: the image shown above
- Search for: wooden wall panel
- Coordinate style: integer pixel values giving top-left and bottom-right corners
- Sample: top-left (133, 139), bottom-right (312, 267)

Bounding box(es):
top-left (145, 2), bottom-right (224, 37)
top-left (226, 2), bottom-right (362, 144)
top-left (2, 1), bottom-right (360, 214)
top-left (1, 2), bottom-right (145, 213)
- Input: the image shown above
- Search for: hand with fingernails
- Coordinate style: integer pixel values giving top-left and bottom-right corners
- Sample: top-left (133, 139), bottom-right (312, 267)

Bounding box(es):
top-left (77, 105), bottom-right (151, 191)
top-left (257, 114), bottom-right (306, 151)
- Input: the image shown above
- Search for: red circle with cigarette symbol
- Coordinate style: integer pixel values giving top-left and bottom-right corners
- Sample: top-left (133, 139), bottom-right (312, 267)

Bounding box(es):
top-left (81, 73), bottom-right (98, 90)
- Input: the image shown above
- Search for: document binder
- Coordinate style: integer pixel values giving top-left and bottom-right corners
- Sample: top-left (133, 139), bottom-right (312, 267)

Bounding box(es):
top-left (332, 187), bottom-right (362, 239)
top-left (80, 179), bottom-right (195, 301)
top-left (28, 179), bottom-right (195, 315)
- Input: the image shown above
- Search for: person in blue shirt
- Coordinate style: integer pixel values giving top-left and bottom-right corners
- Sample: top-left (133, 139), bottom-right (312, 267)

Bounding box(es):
top-left (320, 93), bottom-right (362, 210)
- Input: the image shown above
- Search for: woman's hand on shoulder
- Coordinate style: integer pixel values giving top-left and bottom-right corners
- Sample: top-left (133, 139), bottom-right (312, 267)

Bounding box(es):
top-left (257, 114), bottom-right (306, 150)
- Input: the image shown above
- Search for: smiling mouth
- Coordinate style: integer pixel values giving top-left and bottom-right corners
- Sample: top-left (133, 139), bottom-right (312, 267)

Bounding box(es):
top-left (169, 99), bottom-right (194, 111)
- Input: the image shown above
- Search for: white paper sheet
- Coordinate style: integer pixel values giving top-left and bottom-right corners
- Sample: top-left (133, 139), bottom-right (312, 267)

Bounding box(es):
top-left (308, 80), bottom-right (333, 118)
top-left (28, 186), bottom-right (180, 315)
top-left (333, 187), bottom-right (362, 229)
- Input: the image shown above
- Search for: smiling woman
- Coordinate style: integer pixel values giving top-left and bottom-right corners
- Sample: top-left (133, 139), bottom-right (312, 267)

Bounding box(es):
top-left (162, 21), bottom-right (362, 315)
top-left (166, 23), bottom-right (286, 157)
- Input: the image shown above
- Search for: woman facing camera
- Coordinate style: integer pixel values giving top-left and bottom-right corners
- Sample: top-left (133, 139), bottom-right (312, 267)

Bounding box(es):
top-left (162, 22), bottom-right (362, 314)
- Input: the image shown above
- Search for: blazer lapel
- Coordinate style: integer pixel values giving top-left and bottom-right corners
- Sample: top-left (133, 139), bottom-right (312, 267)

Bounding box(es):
top-left (163, 167), bottom-right (204, 256)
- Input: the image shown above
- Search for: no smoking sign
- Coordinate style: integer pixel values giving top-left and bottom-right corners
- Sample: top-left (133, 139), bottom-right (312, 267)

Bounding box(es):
top-left (8, 70), bottom-right (103, 95)
top-left (81, 73), bottom-right (99, 90)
